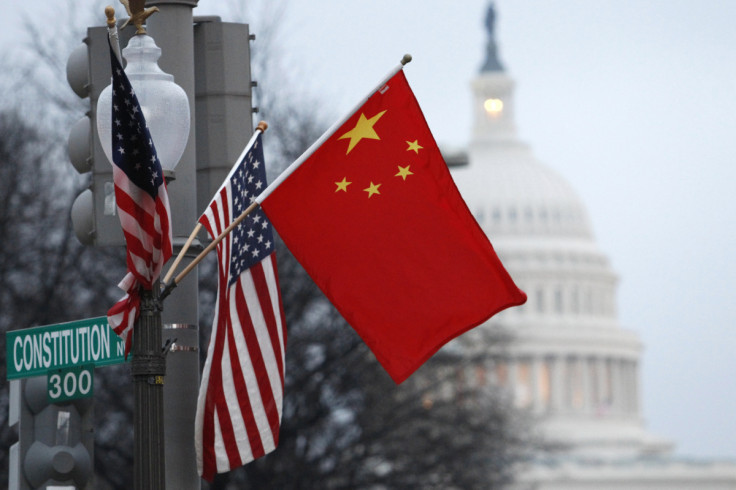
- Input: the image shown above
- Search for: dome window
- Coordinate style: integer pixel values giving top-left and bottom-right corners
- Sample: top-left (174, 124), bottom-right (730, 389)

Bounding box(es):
top-left (492, 207), bottom-right (502, 224)
top-left (524, 207), bottom-right (534, 224)
top-left (475, 207), bottom-right (485, 224)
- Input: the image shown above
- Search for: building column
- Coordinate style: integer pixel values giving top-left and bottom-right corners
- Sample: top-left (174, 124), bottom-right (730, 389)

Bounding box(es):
top-left (531, 356), bottom-right (542, 413)
top-left (579, 356), bottom-right (591, 413)
top-left (508, 357), bottom-right (519, 406)
top-left (622, 360), bottom-right (637, 416)
top-left (631, 361), bottom-right (640, 416)
top-left (595, 356), bottom-right (607, 415)
top-left (611, 359), bottom-right (623, 415)
top-left (551, 356), bottom-right (565, 413)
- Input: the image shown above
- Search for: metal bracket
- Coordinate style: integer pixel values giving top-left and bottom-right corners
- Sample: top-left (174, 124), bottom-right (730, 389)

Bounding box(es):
top-left (162, 338), bottom-right (177, 357)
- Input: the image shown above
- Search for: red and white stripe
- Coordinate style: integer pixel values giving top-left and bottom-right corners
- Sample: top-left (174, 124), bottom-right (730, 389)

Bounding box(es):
top-left (107, 166), bottom-right (172, 355)
top-left (195, 176), bottom-right (287, 481)
top-left (113, 166), bottom-right (172, 288)
top-left (106, 272), bottom-right (139, 356)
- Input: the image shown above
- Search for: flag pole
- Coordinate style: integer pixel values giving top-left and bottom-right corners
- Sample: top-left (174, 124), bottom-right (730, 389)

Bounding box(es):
top-left (162, 223), bottom-right (201, 285)
top-left (104, 6), bottom-right (122, 64)
top-left (161, 121), bottom-right (268, 300)
top-left (161, 201), bottom-right (260, 300)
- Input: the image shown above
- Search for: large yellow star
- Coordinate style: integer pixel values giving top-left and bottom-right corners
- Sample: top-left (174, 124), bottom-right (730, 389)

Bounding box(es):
top-left (335, 177), bottom-right (351, 192)
top-left (338, 110), bottom-right (387, 154)
top-left (395, 165), bottom-right (414, 181)
top-left (363, 182), bottom-right (381, 198)
top-left (406, 139), bottom-right (423, 154)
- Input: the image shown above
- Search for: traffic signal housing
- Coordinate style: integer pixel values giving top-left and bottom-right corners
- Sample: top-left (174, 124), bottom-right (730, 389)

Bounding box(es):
top-left (66, 26), bottom-right (124, 247)
top-left (9, 377), bottom-right (94, 489)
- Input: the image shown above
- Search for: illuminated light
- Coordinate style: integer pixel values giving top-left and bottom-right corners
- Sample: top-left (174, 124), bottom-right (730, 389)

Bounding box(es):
top-left (484, 98), bottom-right (504, 115)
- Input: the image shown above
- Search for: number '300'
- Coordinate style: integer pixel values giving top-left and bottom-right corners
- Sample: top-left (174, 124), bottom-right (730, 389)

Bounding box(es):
top-left (49, 368), bottom-right (93, 400)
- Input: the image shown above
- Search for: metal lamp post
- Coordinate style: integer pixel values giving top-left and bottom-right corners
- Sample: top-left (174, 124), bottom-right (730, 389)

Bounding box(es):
top-left (97, 30), bottom-right (190, 490)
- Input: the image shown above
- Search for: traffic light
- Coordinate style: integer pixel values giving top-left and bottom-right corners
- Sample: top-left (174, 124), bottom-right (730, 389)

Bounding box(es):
top-left (193, 18), bottom-right (255, 216)
top-left (9, 377), bottom-right (94, 489)
top-left (66, 26), bottom-right (124, 247)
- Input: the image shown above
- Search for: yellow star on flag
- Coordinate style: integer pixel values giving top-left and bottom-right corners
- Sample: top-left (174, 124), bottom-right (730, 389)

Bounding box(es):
top-left (406, 139), bottom-right (423, 154)
top-left (395, 165), bottom-right (414, 181)
top-left (339, 110), bottom-right (387, 154)
top-left (335, 177), bottom-right (352, 192)
top-left (363, 182), bottom-right (381, 198)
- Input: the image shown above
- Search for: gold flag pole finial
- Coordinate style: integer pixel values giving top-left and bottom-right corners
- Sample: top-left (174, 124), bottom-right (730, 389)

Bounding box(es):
top-left (119, 0), bottom-right (160, 35)
top-left (105, 5), bottom-right (117, 28)
top-left (105, 6), bottom-right (122, 64)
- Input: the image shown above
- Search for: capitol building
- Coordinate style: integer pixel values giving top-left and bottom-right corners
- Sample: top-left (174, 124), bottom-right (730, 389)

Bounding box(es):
top-left (447, 5), bottom-right (736, 488)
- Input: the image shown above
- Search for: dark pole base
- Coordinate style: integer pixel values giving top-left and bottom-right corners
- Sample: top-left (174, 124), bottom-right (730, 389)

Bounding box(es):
top-left (132, 284), bottom-right (166, 490)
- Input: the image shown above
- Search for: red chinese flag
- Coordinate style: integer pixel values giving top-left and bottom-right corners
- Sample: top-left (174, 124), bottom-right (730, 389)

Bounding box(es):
top-left (259, 69), bottom-right (526, 383)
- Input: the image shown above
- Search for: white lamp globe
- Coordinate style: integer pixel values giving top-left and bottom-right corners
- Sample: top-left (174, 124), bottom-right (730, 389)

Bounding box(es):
top-left (97, 34), bottom-right (190, 175)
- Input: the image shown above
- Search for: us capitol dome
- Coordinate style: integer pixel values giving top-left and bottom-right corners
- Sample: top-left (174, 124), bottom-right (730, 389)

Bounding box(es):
top-left (444, 4), bottom-right (736, 488)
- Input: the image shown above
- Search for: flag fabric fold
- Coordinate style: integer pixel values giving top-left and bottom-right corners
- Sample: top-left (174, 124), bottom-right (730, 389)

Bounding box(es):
top-left (104, 41), bottom-right (173, 356)
top-left (258, 69), bottom-right (526, 384)
top-left (195, 130), bottom-right (287, 481)
top-left (106, 272), bottom-right (140, 356)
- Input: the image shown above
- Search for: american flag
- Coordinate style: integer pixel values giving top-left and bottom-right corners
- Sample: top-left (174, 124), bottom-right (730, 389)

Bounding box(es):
top-left (195, 130), bottom-right (287, 481)
top-left (105, 41), bottom-right (173, 356)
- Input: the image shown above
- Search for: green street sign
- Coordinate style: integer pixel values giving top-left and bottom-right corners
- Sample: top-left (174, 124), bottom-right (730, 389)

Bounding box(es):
top-left (48, 365), bottom-right (94, 403)
top-left (6, 316), bottom-right (127, 380)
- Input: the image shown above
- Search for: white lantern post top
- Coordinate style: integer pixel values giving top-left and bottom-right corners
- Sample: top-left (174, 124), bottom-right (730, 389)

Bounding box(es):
top-left (97, 32), bottom-right (191, 176)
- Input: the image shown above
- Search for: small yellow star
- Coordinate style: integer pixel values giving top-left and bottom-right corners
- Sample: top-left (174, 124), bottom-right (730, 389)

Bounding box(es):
top-left (335, 177), bottom-right (351, 192)
top-left (406, 139), bottom-right (423, 154)
top-left (395, 165), bottom-right (414, 181)
top-left (363, 182), bottom-right (381, 198)
top-left (338, 110), bottom-right (387, 154)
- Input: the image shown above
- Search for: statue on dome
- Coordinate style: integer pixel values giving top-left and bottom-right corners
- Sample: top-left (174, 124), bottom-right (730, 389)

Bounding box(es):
top-left (481, 3), bottom-right (505, 72)
top-left (485, 3), bottom-right (497, 36)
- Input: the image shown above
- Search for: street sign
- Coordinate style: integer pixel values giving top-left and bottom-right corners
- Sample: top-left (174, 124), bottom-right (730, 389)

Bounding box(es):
top-left (47, 365), bottom-right (94, 403)
top-left (6, 316), bottom-right (127, 380)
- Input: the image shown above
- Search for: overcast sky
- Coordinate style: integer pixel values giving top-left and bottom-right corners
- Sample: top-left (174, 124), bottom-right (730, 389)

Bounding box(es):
top-left (3, 0), bottom-right (736, 460)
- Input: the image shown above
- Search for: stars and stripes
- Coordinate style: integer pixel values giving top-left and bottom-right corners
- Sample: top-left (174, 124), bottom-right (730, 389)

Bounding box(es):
top-left (195, 130), bottom-right (287, 481)
top-left (105, 40), bottom-right (172, 356)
